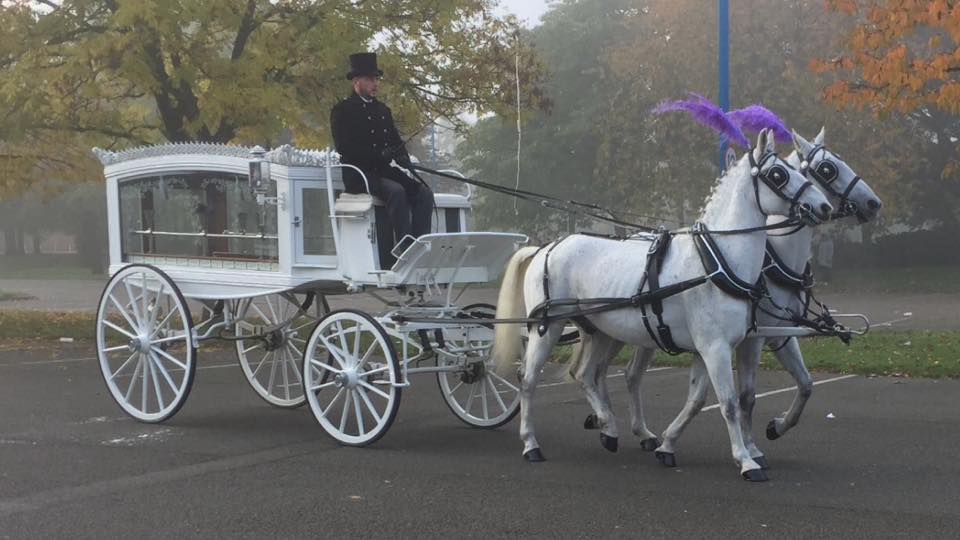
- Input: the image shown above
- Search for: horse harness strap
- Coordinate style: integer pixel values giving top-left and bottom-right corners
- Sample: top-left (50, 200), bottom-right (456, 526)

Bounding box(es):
top-left (801, 145), bottom-right (862, 218)
top-left (638, 231), bottom-right (685, 355)
top-left (536, 236), bottom-right (599, 336)
top-left (759, 242), bottom-right (853, 345)
top-left (525, 226), bottom-right (765, 354)
top-left (762, 241), bottom-right (813, 291)
top-left (691, 223), bottom-right (765, 302)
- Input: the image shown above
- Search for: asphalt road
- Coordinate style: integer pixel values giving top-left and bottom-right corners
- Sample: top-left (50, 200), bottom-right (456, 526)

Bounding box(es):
top-left (0, 345), bottom-right (958, 538)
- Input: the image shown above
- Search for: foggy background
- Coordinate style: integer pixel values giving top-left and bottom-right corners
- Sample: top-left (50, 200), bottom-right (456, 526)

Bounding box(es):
top-left (1, 0), bottom-right (958, 315)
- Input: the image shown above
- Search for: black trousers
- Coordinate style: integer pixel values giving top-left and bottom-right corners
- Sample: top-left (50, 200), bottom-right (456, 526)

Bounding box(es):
top-left (348, 169), bottom-right (434, 241)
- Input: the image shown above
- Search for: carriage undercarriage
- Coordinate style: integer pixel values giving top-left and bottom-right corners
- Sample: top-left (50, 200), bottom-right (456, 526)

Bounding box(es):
top-left (95, 245), bottom-right (526, 446)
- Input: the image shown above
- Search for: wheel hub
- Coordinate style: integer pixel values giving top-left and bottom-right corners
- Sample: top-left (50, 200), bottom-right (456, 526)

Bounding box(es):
top-left (333, 369), bottom-right (360, 389)
top-left (127, 333), bottom-right (151, 353)
top-left (460, 361), bottom-right (485, 384)
top-left (263, 328), bottom-right (287, 351)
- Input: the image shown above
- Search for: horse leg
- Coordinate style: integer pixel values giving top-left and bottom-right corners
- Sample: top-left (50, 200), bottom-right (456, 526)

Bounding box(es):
top-left (573, 334), bottom-right (623, 452)
top-left (735, 338), bottom-right (767, 469)
top-left (624, 347), bottom-right (661, 450)
top-left (655, 354), bottom-right (709, 468)
top-left (766, 337), bottom-right (814, 441)
top-left (700, 345), bottom-right (765, 481)
top-left (519, 322), bottom-right (564, 462)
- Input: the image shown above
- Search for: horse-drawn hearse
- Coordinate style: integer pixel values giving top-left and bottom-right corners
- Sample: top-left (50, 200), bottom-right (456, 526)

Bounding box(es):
top-left (93, 142), bottom-right (527, 445)
top-left (93, 97), bottom-right (879, 482)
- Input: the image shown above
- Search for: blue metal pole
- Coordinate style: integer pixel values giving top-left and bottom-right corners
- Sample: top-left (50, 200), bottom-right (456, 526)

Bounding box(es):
top-left (718, 0), bottom-right (730, 172)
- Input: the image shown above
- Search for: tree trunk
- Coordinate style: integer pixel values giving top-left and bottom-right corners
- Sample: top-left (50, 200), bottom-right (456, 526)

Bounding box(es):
top-left (5, 228), bottom-right (25, 255)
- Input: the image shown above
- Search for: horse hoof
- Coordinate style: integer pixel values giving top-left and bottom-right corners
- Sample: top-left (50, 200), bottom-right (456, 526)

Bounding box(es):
top-left (766, 420), bottom-right (781, 441)
top-left (753, 456), bottom-right (769, 470)
top-left (639, 437), bottom-right (662, 452)
top-left (742, 468), bottom-right (768, 482)
top-left (600, 433), bottom-right (618, 453)
top-left (655, 451), bottom-right (677, 468)
top-left (523, 448), bottom-right (546, 462)
top-left (583, 413), bottom-right (599, 430)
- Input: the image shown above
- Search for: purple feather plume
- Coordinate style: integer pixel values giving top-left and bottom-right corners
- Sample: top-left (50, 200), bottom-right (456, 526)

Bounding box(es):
top-left (726, 105), bottom-right (792, 144)
top-left (652, 93), bottom-right (749, 148)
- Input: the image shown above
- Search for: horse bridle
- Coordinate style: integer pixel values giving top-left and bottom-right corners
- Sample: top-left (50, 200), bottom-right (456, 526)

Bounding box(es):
top-left (749, 150), bottom-right (817, 222)
top-left (799, 145), bottom-right (862, 219)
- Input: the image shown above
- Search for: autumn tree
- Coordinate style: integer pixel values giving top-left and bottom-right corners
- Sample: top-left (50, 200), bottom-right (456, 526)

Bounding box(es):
top-left (0, 0), bottom-right (547, 198)
top-left (462, 0), bottom-right (928, 237)
top-left (814, 0), bottom-right (960, 225)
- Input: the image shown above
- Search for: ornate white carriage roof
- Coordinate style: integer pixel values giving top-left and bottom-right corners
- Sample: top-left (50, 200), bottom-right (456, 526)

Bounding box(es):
top-left (92, 142), bottom-right (341, 167)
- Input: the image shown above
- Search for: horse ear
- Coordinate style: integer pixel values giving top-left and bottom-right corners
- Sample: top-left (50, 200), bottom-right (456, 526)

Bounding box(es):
top-left (764, 127), bottom-right (776, 154)
top-left (754, 128), bottom-right (767, 158)
top-left (754, 128), bottom-right (768, 159)
top-left (814, 126), bottom-right (826, 145)
top-left (793, 129), bottom-right (813, 155)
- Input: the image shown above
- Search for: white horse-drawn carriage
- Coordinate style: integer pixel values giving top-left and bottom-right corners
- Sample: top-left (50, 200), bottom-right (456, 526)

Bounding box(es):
top-left (93, 142), bottom-right (527, 445)
top-left (92, 117), bottom-right (879, 482)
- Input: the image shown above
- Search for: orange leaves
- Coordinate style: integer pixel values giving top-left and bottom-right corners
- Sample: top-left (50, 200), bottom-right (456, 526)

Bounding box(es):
top-left (818, 0), bottom-right (960, 116)
top-left (928, 0), bottom-right (949, 23)
top-left (934, 82), bottom-right (960, 114)
top-left (827, 0), bottom-right (860, 16)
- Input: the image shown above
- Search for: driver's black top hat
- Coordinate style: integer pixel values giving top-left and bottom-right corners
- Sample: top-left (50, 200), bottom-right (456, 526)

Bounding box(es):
top-left (346, 52), bottom-right (383, 80)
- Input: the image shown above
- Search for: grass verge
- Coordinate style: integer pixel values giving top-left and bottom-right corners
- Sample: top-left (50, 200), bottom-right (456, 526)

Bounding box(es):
top-left (0, 310), bottom-right (957, 378)
top-left (0, 255), bottom-right (104, 280)
top-left (549, 330), bottom-right (960, 379)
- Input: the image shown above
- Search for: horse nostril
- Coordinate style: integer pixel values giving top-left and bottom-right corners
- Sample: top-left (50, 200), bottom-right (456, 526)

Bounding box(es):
top-left (819, 203), bottom-right (832, 216)
top-left (867, 199), bottom-right (881, 210)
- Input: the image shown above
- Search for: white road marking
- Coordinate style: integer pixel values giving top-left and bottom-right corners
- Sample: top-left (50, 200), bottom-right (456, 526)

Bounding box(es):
top-left (871, 316), bottom-right (913, 328)
top-left (700, 374), bottom-right (858, 412)
top-left (10, 356), bottom-right (97, 366)
top-left (3, 356), bottom-right (237, 370)
top-left (540, 366), bottom-right (673, 388)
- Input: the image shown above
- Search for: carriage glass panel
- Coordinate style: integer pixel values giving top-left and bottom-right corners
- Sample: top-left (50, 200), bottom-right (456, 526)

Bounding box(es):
top-left (299, 180), bottom-right (339, 257)
top-left (118, 172), bottom-right (279, 270)
top-left (295, 168), bottom-right (341, 262)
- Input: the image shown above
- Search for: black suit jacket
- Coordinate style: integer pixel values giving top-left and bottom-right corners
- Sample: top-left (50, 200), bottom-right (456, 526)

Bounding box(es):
top-left (330, 92), bottom-right (413, 193)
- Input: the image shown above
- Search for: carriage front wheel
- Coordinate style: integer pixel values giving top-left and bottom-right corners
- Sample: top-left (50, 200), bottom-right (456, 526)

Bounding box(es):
top-left (95, 264), bottom-right (196, 423)
top-left (302, 309), bottom-right (401, 446)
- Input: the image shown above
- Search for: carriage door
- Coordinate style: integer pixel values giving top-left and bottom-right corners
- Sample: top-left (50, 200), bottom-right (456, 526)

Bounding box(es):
top-left (293, 181), bottom-right (338, 267)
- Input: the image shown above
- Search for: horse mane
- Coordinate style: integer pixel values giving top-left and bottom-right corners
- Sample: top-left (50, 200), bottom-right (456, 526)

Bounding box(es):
top-left (699, 153), bottom-right (750, 223)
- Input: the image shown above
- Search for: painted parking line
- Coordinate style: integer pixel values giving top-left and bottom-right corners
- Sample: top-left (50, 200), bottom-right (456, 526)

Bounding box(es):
top-left (700, 373), bottom-right (858, 412)
top-left (10, 357), bottom-right (97, 366)
top-left (1, 356), bottom-right (239, 370)
top-left (540, 366), bottom-right (673, 388)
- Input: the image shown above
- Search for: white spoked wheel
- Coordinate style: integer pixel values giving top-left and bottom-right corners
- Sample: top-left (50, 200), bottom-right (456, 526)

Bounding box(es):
top-left (95, 264), bottom-right (195, 423)
top-left (437, 303), bottom-right (521, 428)
top-left (234, 293), bottom-right (322, 408)
top-left (302, 309), bottom-right (401, 446)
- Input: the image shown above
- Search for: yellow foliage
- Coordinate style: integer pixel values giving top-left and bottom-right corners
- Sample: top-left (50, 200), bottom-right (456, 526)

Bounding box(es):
top-left (0, 0), bottom-right (548, 199)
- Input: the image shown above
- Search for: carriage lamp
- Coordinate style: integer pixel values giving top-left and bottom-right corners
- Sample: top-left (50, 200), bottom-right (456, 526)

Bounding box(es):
top-left (248, 159), bottom-right (270, 198)
top-left (248, 146), bottom-right (283, 207)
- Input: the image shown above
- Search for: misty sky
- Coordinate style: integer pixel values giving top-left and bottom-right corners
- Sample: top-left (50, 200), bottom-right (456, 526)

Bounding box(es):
top-left (498, 0), bottom-right (551, 26)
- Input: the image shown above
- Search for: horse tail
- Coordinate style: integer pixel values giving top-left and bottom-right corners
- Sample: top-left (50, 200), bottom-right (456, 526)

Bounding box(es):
top-left (492, 246), bottom-right (540, 374)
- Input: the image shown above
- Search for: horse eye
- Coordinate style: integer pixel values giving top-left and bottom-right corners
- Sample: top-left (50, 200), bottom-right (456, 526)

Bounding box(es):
top-left (817, 162), bottom-right (836, 181)
top-left (769, 166), bottom-right (788, 188)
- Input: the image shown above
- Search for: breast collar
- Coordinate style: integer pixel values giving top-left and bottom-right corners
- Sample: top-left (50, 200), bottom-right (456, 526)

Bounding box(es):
top-left (691, 222), bottom-right (765, 301)
top-left (762, 241), bottom-right (813, 291)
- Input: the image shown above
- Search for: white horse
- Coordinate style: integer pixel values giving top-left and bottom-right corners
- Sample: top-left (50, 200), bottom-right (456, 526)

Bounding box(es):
top-left (491, 129), bottom-right (833, 481)
top-left (618, 127), bottom-right (882, 470)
